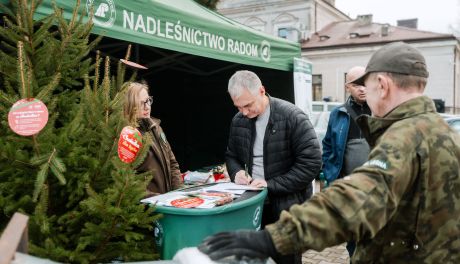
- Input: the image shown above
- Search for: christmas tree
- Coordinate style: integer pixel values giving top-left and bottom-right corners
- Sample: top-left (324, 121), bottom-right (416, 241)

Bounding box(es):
top-left (0, 0), bottom-right (159, 262)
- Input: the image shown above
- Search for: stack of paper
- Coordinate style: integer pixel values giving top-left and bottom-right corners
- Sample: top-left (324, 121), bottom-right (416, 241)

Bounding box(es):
top-left (140, 182), bottom-right (263, 209)
top-left (201, 182), bottom-right (263, 195)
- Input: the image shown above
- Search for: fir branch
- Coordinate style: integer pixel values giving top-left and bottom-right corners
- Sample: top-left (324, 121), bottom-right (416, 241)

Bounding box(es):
top-left (17, 41), bottom-right (28, 98)
top-left (26, 0), bottom-right (35, 38)
top-left (16, 0), bottom-right (23, 29)
top-left (0, 4), bottom-right (15, 18)
top-left (131, 132), bottom-right (154, 169)
top-left (33, 162), bottom-right (49, 201)
top-left (32, 15), bottom-right (54, 49)
top-left (91, 119), bottom-right (125, 184)
top-left (68, 0), bottom-right (81, 30)
top-left (108, 86), bottom-right (126, 110)
top-left (68, 104), bottom-right (84, 135)
top-left (0, 49), bottom-right (19, 78)
top-left (32, 134), bottom-right (40, 156)
top-left (29, 0), bottom-right (37, 17)
top-left (102, 56), bottom-right (110, 124)
top-left (50, 155), bottom-right (66, 185)
top-left (125, 44), bottom-right (132, 61)
top-left (34, 183), bottom-right (50, 234)
top-left (0, 145), bottom-right (34, 167)
top-left (36, 72), bottom-right (61, 102)
top-left (26, 56), bottom-right (34, 96)
top-left (92, 173), bottom-right (130, 259)
top-left (86, 35), bottom-right (102, 55)
top-left (50, 162), bottom-right (66, 185)
top-left (4, 80), bottom-right (18, 98)
top-left (19, 0), bottom-right (32, 36)
top-left (30, 153), bottom-right (51, 166)
top-left (0, 39), bottom-right (19, 54)
top-left (116, 61), bottom-right (126, 92)
top-left (51, 155), bottom-right (66, 172)
top-left (115, 45), bottom-right (131, 92)
top-left (0, 17), bottom-right (27, 43)
top-left (53, 6), bottom-right (68, 36)
top-left (0, 90), bottom-right (14, 105)
top-left (93, 51), bottom-right (101, 91)
top-left (83, 81), bottom-right (99, 126)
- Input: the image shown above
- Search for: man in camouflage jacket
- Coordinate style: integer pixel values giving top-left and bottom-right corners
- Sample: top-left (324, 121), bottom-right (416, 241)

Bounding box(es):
top-left (199, 42), bottom-right (460, 263)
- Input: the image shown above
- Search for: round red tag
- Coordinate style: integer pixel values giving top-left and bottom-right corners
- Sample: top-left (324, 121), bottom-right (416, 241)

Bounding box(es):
top-left (117, 126), bottom-right (142, 163)
top-left (170, 197), bottom-right (204, 208)
top-left (8, 98), bottom-right (49, 136)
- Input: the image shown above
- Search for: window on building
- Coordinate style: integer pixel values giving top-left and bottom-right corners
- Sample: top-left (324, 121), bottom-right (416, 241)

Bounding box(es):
top-left (278, 28), bottom-right (288, 39)
top-left (312, 74), bottom-right (322, 101)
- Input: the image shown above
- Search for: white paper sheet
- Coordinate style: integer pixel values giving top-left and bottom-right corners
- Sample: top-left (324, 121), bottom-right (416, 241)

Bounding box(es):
top-left (140, 191), bottom-right (188, 205)
top-left (202, 182), bottom-right (263, 195)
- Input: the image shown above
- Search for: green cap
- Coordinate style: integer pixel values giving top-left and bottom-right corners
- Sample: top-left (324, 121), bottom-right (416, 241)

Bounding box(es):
top-left (351, 42), bottom-right (429, 86)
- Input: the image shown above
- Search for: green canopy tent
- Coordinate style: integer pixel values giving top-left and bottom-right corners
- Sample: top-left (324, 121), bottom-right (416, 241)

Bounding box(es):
top-left (2, 0), bottom-right (301, 170)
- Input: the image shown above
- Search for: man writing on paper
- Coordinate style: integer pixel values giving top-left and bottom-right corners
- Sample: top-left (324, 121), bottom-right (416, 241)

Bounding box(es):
top-left (224, 70), bottom-right (322, 264)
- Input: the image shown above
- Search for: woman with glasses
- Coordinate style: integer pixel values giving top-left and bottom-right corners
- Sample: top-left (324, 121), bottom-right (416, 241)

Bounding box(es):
top-left (123, 82), bottom-right (183, 196)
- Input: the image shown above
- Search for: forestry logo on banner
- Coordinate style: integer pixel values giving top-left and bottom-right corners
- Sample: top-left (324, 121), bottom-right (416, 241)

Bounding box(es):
top-left (86, 0), bottom-right (116, 28)
top-left (260, 40), bottom-right (271, 63)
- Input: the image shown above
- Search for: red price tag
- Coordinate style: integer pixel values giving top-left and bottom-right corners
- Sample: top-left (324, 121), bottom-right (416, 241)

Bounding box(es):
top-left (8, 98), bottom-right (49, 136)
top-left (170, 197), bottom-right (204, 208)
top-left (117, 126), bottom-right (142, 163)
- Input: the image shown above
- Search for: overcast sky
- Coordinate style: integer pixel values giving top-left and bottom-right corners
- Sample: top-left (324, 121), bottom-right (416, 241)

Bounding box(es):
top-left (335, 0), bottom-right (459, 34)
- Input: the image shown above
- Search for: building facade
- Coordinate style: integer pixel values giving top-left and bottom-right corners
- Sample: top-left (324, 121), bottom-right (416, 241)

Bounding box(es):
top-left (302, 15), bottom-right (460, 113)
top-left (217, 0), bottom-right (349, 42)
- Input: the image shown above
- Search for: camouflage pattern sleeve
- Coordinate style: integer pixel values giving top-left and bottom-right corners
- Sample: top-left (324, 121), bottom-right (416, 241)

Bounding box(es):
top-left (266, 124), bottom-right (420, 255)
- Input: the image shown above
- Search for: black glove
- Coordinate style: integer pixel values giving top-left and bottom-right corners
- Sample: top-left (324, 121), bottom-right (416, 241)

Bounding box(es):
top-left (198, 230), bottom-right (279, 261)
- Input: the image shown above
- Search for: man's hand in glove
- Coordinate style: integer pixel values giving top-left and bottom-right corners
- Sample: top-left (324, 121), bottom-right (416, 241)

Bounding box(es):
top-left (198, 230), bottom-right (279, 261)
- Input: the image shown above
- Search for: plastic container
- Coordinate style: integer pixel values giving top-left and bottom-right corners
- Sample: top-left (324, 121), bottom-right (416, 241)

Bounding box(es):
top-left (152, 189), bottom-right (267, 260)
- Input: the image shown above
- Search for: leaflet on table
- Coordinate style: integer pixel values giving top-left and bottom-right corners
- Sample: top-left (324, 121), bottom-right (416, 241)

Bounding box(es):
top-left (141, 191), bottom-right (235, 209)
top-left (182, 166), bottom-right (230, 184)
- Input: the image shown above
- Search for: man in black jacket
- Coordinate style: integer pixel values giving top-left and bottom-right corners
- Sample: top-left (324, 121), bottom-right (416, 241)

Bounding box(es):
top-left (225, 70), bottom-right (322, 264)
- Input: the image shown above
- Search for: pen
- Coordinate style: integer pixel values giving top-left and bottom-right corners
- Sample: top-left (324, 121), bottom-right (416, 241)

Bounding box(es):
top-left (244, 164), bottom-right (250, 184)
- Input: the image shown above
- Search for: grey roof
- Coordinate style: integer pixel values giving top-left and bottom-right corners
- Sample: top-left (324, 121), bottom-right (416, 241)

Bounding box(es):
top-left (302, 20), bottom-right (456, 50)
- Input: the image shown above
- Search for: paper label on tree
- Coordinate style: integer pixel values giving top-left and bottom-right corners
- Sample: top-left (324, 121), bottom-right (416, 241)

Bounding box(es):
top-left (117, 126), bottom-right (142, 163)
top-left (8, 98), bottom-right (49, 136)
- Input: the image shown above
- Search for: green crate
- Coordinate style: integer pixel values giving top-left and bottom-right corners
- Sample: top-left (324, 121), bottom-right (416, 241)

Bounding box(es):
top-left (152, 189), bottom-right (267, 260)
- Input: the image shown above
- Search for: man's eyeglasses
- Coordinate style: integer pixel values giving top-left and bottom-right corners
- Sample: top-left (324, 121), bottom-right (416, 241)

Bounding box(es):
top-left (141, 96), bottom-right (153, 108)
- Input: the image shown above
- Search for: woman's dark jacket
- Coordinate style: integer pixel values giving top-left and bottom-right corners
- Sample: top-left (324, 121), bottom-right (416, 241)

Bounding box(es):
top-left (226, 96), bottom-right (322, 218)
top-left (136, 117), bottom-right (182, 196)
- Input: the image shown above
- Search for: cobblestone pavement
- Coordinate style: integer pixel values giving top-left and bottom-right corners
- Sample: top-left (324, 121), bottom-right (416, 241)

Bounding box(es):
top-left (302, 244), bottom-right (349, 264)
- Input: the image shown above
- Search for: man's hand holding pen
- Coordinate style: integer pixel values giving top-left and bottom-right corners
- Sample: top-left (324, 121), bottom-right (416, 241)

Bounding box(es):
top-left (234, 170), bottom-right (252, 185)
top-left (234, 165), bottom-right (268, 188)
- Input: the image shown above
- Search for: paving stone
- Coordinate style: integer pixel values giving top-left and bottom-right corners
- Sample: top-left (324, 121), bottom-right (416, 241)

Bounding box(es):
top-left (302, 244), bottom-right (349, 264)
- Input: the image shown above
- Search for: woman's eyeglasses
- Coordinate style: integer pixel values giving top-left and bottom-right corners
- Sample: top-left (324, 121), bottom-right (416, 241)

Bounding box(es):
top-left (141, 96), bottom-right (153, 108)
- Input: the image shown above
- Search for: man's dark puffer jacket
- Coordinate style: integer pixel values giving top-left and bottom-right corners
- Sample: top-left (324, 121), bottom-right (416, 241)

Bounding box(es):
top-left (226, 96), bottom-right (322, 217)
